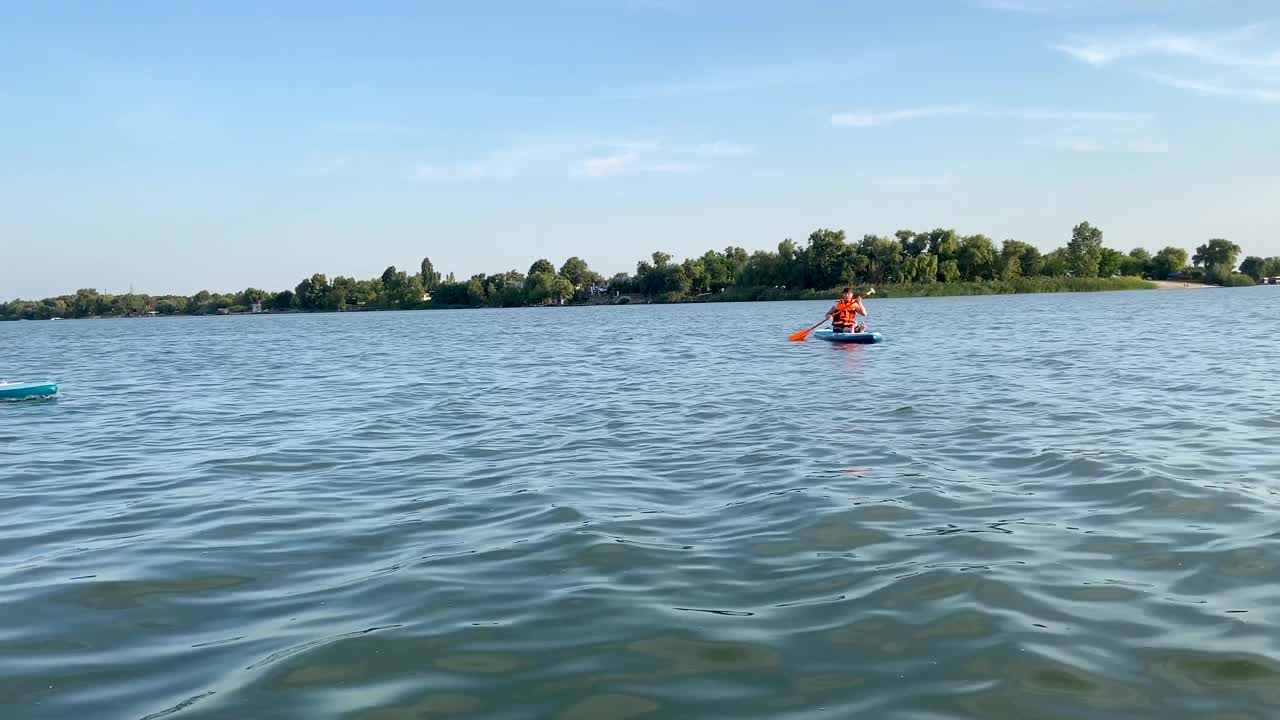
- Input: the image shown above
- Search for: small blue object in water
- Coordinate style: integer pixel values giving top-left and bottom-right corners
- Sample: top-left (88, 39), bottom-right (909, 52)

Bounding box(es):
top-left (0, 382), bottom-right (59, 400)
top-left (813, 330), bottom-right (883, 344)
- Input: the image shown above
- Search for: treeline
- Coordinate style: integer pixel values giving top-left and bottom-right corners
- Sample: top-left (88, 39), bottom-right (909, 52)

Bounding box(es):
top-left (3, 222), bottom-right (1275, 320)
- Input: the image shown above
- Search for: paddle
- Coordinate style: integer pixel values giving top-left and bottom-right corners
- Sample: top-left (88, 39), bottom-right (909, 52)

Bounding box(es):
top-left (788, 287), bottom-right (876, 341)
top-left (788, 319), bottom-right (827, 342)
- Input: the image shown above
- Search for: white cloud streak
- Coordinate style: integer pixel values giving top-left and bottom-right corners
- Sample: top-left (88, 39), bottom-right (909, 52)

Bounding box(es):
top-left (644, 163), bottom-right (699, 174)
top-left (831, 105), bottom-right (1147, 127)
top-left (1140, 71), bottom-right (1280, 103)
top-left (831, 105), bottom-right (972, 127)
top-left (871, 175), bottom-right (952, 186)
top-left (1054, 24), bottom-right (1280, 103)
top-left (608, 58), bottom-right (865, 100)
top-left (407, 136), bottom-right (742, 180)
top-left (575, 151), bottom-right (638, 177)
top-left (696, 140), bottom-right (753, 157)
top-left (831, 104), bottom-right (1165, 153)
top-left (1054, 24), bottom-right (1280, 68)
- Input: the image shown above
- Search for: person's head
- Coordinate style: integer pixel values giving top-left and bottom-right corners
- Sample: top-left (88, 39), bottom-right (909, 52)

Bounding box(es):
top-left (842, 287), bottom-right (854, 300)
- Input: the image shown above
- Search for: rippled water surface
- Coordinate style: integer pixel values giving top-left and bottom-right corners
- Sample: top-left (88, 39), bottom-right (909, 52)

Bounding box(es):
top-left (3, 288), bottom-right (1279, 719)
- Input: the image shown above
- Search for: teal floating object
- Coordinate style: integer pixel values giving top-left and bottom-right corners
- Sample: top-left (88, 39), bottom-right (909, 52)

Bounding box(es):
top-left (0, 382), bottom-right (59, 400)
top-left (813, 330), bottom-right (883, 344)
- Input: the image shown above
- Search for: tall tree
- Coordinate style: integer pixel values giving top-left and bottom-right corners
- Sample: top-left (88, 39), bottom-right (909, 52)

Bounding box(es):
top-left (1098, 248), bottom-right (1125, 277)
top-left (958, 235), bottom-right (997, 281)
top-left (1263, 257), bottom-right (1280, 279)
top-left (1066, 221), bottom-right (1103, 277)
top-left (1000, 240), bottom-right (1040, 279)
top-left (559, 256), bottom-right (594, 288)
top-left (1121, 247), bottom-right (1152, 276)
top-left (1150, 247), bottom-right (1188, 280)
top-left (1192, 239), bottom-right (1242, 274)
top-left (420, 257), bottom-right (440, 291)
top-left (803, 228), bottom-right (849, 289)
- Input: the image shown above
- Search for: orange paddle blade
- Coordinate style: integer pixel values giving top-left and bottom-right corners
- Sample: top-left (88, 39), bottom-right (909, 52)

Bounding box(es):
top-left (789, 326), bottom-right (817, 341)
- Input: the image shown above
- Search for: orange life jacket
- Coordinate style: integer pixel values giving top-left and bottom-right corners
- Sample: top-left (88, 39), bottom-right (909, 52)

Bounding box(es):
top-left (833, 298), bottom-right (861, 326)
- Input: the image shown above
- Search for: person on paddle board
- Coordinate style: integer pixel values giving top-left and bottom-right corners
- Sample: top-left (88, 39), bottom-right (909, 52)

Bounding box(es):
top-left (826, 287), bottom-right (867, 333)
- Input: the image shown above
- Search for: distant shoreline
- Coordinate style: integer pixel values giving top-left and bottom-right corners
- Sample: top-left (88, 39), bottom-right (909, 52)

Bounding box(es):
top-left (1150, 280), bottom-right (1217, 290)
top-left (11, 277), bottom-right (1269, 322)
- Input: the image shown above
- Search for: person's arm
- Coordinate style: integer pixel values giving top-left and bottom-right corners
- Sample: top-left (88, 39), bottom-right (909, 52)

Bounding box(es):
top-left (856, 299), bottom-right (869, 317)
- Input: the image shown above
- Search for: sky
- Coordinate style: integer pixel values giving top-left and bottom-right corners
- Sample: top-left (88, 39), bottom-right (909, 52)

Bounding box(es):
top-left (2, 0), bottom-right (1278, 299)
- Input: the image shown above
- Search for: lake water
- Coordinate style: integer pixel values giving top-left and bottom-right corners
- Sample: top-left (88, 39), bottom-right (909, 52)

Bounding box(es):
top-left (2, 288), bottom-right (1279, 719)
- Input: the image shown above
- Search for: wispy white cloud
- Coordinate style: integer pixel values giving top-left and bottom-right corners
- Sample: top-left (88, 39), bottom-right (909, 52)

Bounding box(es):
top-left (644, 162), bottom-right (699, 174)
top-left (609, 58), bottom-right (865, 100)
top-left (1054, 24), bottom-right (1280, 68)
top-left (974, 0), bottom-right (1058, 14)
top-left (696, 140), bottom-right (753, 157)
top-left (407, 135), bottom-right (730, 181)
top-left (1031, 132), bottom-right (1170, 154)
top-left (977, 0), bottom-right (1210, 17)
top-left (871, 175), bottom-right (952, 187)
top-left (574, 151), bottom-right (638, 177)
top-left (831, 104), bottom-right (1146, 127)
top-left (831, 104), bottom-right (1165, 153)
top-left (831, 105), bottom-right (973, 127)
top-left (1054, 24), bottom-right (1280, 103)
top-left (1140, 71), bottom-right (1280, 102)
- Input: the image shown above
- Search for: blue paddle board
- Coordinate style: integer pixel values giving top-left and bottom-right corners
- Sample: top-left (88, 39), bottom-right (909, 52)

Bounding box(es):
top-left (813, 330), bottom-right (882, 344)
top-left (0, 382), bottom-right (58, 400)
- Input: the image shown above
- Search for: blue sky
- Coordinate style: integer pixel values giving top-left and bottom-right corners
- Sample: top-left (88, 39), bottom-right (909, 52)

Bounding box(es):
top-left (3, 0), bottom-right (1278, 298)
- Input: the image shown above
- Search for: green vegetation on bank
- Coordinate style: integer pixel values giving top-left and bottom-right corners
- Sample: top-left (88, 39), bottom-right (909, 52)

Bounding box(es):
top-left (3, 222), bottom-right (1274, 321)
top-left (707, 276), bottom-right (1159, 303)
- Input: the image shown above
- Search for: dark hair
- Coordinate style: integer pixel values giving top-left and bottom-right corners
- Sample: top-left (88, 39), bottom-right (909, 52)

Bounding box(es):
top-left (842, 287), bottom-right (852, 294)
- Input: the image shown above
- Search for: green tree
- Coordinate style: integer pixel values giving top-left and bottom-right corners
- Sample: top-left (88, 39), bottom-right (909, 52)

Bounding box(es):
top-left (958, 235), bottom-right (997, 281)
top-left (1041, 249), bottom-right (1068, 277)
top-left (1264, 257), bottom-right (1280, 278)
top-left (552, 276), bottom-right (575, 301)
top-left (525, 270), bottom-right (559, 303)
top-left (528, 258), bottom-right (555, 276)
top-left (938, 259), bottom-right (960, 283)
top-left (927, 228), bottom-right (961, 262)
top-left (1098, 248), bottom-right (1125, 277)
top-left (465, 274), bottom-right (487, 305)
top-left (1150, 247), bottom-right (1188, 280)
top-left (803, 228), bottom-right (849, 289)
top-left (608, 272), bottom-right (632, 293)
top-left (1239, 256), bottom-right (1266, 282)
top-left (1192, 238), bottom-right (1242, 269)
top-left (1120, 247), bottom-right (1151, 276)
top-left (1000, 240), bottom-right (1039, 279)
top-left (294, 274), bottom-right (330, 310)
top-left (860, 235), bottom-right (904, 284)
top-left (328, 276), bottom-right (355, 309)
top-left (420, 257), bottom-right (440, 291)
top-left (901, 253), bottom-right (938, 283)
top-left (1066, 221), bottom-right (1103, 277)
top-left (1192, 239), bottom-right (1242, 284)
top-left (559, 256), bottom-right (597, 289)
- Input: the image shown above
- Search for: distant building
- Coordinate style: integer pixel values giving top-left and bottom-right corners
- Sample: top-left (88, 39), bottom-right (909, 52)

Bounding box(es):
top-left (250, 300), bottom-right (263, 313)
top-left (1264, 276), bottom-right (1279, 285)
